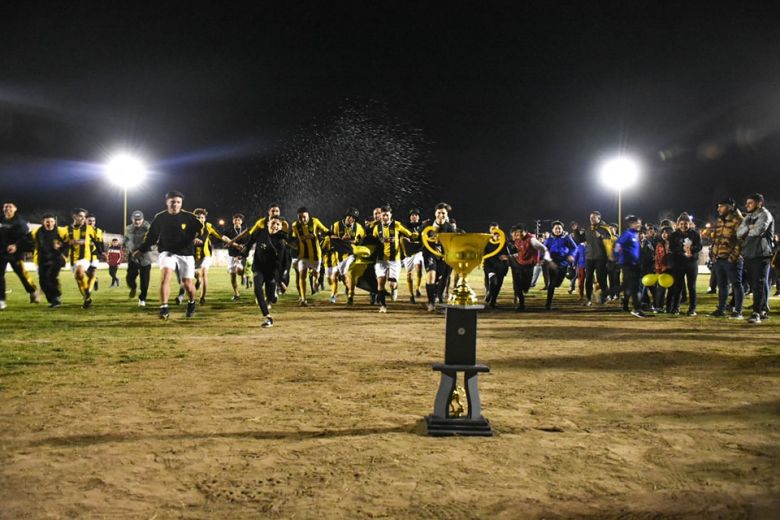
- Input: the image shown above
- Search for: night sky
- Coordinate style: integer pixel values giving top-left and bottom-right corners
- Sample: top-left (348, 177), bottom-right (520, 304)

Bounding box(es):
top-left (1, 2), bottom-right (779, 232)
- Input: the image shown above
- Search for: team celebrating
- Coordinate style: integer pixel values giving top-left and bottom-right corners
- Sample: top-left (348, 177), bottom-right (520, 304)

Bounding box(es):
top-left (1, 191), bottom-right (777, 326)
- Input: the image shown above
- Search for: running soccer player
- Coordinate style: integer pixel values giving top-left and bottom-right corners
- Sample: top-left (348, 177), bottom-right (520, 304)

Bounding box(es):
top-left (289, 207), bottom-right (329, 306)
top-left (135, 191), bottom-right (204, 319)
top-left (224, 213), bottom-right (249, 300)
top-left (85, 213), bottom-right (105, 293)
top-left (66, 208), bottom-right (98, 309)
top-left (372, 205), bottom-right (416, 313)
top-left (187, 208), bottom-right (225, 304)
top-left (401, 208), bottom-right (424, 303)
top-left (30, 214), bottom-right (69, 308)
top-left (0, 202), bottom-right (39, 309)
top-left (329, 207), bottom-right (365, 304)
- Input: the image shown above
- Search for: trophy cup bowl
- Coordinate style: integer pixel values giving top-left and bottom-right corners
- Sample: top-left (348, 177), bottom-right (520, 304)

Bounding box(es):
top-left (421, 226), bottom-right (506, 306)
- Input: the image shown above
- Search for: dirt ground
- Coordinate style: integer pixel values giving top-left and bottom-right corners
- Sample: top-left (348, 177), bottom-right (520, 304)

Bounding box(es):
top-left (0, 270), bottom-right (778, 519)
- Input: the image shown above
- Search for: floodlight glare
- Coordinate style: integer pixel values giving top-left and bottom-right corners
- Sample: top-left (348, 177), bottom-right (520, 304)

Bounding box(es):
top-left (599, 156), bottom-right (640, 190)
top-left (106, 153), bottom-right (146, 188)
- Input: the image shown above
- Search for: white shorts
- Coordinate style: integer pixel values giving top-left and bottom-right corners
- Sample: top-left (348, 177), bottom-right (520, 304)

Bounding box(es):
top-left (90, 258), bottom-right (101, 269)
top-left (196, 256), bottom-right (212, 270)
top-left (71, 258), bottom-right (91, 272)
top-left (338, 255), bottom-right (356, 277)
top-left (159, 252), bottom-right (195, 279)
top-left (296, 258), bottom-right (321, 273)
top-left (374, 260), bottom-right (401, 280)
top-left (325, 266), bottom-right (340, 278)
top-left (402, 252), bottom-right (424, 272)
top-left (227, 256), bottom-right (245, 274)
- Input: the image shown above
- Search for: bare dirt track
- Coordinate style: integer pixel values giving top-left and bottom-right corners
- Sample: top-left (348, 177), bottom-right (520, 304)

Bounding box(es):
top-left (0, 272), bottom-right (778, 519)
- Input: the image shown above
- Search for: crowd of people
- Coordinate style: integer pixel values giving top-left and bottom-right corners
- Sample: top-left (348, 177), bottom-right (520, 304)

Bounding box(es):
top-left (0, 191), bottom-right (777, 327)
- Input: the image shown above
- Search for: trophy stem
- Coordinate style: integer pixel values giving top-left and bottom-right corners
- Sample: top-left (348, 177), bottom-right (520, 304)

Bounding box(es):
top-left (449, 276), bottom-right (478, 306)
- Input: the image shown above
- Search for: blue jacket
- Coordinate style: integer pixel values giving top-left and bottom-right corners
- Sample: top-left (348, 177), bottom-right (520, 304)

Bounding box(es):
top-left (572, 243), bottom-right (587, 269)
top-left (544, 233), bottom-right (577, 268)
top-left (615, 228), bottom-right (641, 266)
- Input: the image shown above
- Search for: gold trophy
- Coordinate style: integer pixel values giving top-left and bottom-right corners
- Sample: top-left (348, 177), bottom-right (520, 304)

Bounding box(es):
top-left (421, 225), bottom-right (506, 306)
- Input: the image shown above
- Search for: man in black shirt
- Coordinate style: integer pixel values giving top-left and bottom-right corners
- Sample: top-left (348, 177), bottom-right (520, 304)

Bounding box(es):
top-left (0, 201), bottom-right (39, 310)
top-left (136, 191), bottom-right (204, 319)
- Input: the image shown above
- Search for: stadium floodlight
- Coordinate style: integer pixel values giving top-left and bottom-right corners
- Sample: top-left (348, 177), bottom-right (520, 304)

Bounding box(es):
top-left (599, 155), bottom-right (641, 233)
top-left (105, 153), bottom-right (147, 231)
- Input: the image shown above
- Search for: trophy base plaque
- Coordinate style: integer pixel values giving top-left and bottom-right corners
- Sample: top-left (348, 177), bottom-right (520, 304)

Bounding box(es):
top-left (425, 414), bottom-right (492, 437)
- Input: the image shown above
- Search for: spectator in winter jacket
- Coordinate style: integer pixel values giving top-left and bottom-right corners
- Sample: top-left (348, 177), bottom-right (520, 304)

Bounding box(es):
top-left (582, 211), bottom-right (615, 305)
top-left (615, 215), bottom-right (645, 317)
top-left (654, 226), bottom-right (673, 312)
top-left (106, 238), bottom-right (123, 288)
top-left (668, 212), bottom-right (703, 316)
top-left (709, 197), bottom-right (745, 318)
top-left (571, 242), bottom-right (587, 300)
top-left (124, 210), bottom-right (152, 306)
top-left (543, 220), bottom-right (577, 309)
top-left (737, 193), bottom-right (775, 324)
top-left (508, 223), bottom-right (550, 311)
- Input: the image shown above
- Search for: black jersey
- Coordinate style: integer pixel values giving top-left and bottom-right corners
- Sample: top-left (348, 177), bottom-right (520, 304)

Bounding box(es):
top-left (139, 210), bottom-right (203, 256)
top-left (225, 225), bottom-right (248, 257)
top-left (402, 220), bottom-right (424, 256)
top-left (0, 215), bottom-right (30, 257)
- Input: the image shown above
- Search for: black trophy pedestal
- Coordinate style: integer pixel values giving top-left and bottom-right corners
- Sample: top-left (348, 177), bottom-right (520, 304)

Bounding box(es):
top-left (425, 306), bottom-right (493, 437)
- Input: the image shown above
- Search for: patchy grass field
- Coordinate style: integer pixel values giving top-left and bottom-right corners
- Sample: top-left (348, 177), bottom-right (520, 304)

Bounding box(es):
top-left (0, 267), bottom-right (778, 519)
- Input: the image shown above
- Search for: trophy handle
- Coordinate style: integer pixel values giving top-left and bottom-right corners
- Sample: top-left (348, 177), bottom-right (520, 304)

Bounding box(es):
top-left (421, 225), bottom-right (444, 258)
top-left (482, 228), bottom-right (506, 260)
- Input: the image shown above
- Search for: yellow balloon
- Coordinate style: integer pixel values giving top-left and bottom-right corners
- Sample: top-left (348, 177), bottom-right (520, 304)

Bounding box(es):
top-left (658, 273), bottom-right (674, 288)
top-left (641, 274), bottom-right (658, 287)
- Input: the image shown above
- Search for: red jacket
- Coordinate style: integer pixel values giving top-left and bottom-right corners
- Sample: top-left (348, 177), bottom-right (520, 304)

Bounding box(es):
top-left (513, 234), bottom-right (539, 266)
top-left (107, 246), bottom-right (123, 267)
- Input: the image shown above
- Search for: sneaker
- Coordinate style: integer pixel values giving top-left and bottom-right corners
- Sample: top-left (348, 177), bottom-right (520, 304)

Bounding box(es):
top-left (709, 310), bottom-right (726, 318)
top-left (378, 305), bottom-right (387, 313)
top-left (49, 300), bottom-right (62, 309)
top-left (299, 299), bottom-right (308, 307)
top-left (129, 288), bottom-right (136, 299)
top-left (30, 291), bottom-right (40, 304)
top-left (138, 300), bottom-right (146, 307)
top-left (630, 310), bottom-right (647, 318)
top-left (706, 289), bottom-right (716, 294)
top-left (159, 306), bottom-right (170, 320)
top-left (584, 300), bottom-right (593, 307)
top-left (760, 311), bottom-right (770, 321)
top-left (262, 316), bottom-right (274, 328)
top-left (231, 295), bottom-right (240, 301)
top-left (671, 310), bottom-right (681, 316)
top-left (748, 313), bottom-right (761, 324)
top-left (175, 294), bottom-right (184, 305)
top-left (330, 295), bottom-right (337, 304)
top-left (729, 311), bottom-right (743, 320)
top-left (687, 310), bottom-right (697, 317)
top-left (186, 301), bottom-right (196, 318)
top-left (82, 297), bottom-right (93, 309)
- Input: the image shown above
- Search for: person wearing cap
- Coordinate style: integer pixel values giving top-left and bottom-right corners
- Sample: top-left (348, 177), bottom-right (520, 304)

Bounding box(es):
top-left (668, 212), bottom-right (702, 316)
top-left (0, 201), bottom-right (40, 310)
top-left (135, 191), bottom-right (204, 319)
top-left (709, 197), bottom-right (745, 318)
top-left (543, 220), bottom-right (577, 310)
top-left (614, 215), bottom-right (646, 317)
top-left (737, 193), bottom-right (775, 324)
top-left (327, 208), bottom-right (365, 304)
top-left (125, 210), bottom-right (152, 306)
top-left (401, 208), bottom-right (425, 304)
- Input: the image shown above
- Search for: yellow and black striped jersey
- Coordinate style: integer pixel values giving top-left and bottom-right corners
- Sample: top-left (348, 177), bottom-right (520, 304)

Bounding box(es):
top-left (372, 221), bottom-right (415, 261)
top-left (89, 227), bottom-right (105, 261)
top-left (291, 217), bottom-right (329, 261)
top-left (321, 237), bottom-right (340, 268)
top-left (65, 224), bottom-right (97, 263)
top-left (194, 222), bottom-right (224, 262)
top-left (329, 219), bottom-right (365, 261)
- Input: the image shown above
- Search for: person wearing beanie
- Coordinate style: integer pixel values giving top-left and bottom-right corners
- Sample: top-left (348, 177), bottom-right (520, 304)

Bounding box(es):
top-left (710, 197), bottom-right (745, 318)
top-left (737, 193), bottom-right (775, 324)
top-left (668, 212), bottom-right (702, 316)
top-left (614, 215), bottom-right (646, 317)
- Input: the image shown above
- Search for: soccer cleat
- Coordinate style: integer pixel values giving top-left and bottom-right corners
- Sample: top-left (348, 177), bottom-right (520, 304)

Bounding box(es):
top-left (82, 297), bottom-right (93, 310)
top-left (378, 305), bottom-right (387, 313)
top-left (231, 295), bottom-right (240, 302)
top-left (185, 301), bottom-right (196, 318)
top-left (760, 311), bottom-right (770, 321)
top-left (138, 300), bottom-right (146, 307)
top-left (329, 295), bottom-right (337, 304)
top-left (175, 294), bottom-right (184, 305)
top-left (748, 313), bottom-right (761, 324)
top-left (262, 316), bottom-right (274, 328)
top-left (299, 299), bottom-right (308, 307)
top-left (159, 306), bottom-right (170, 320)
